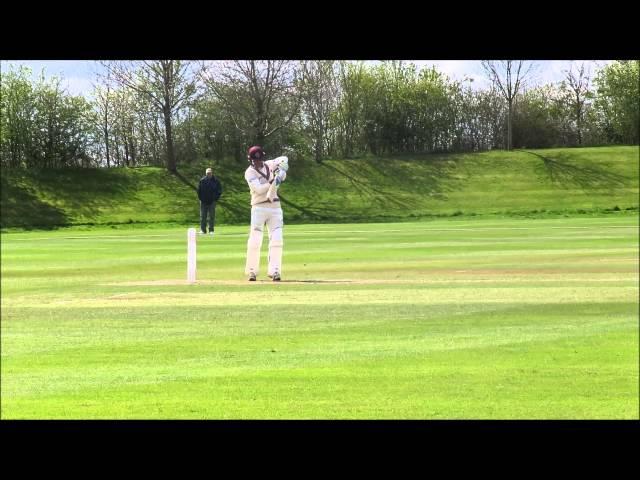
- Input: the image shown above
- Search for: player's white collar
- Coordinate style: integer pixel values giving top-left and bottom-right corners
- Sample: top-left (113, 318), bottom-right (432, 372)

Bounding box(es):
top-left (252, 163), bottom-right (270, 177)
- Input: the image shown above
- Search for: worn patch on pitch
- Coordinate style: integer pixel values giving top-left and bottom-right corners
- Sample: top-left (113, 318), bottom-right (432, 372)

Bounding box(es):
top-left (105, 279), bottom-right (356, 286)
top-left (104, 271), bottom-right (637, 287)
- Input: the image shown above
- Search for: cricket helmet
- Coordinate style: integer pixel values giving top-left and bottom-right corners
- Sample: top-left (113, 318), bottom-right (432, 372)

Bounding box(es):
top-left (247, 145), bottom-right (266, 167)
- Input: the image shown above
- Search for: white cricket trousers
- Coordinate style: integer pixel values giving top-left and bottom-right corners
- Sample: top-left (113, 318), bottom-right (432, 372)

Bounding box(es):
top-left (245, 205), bottom-right (284, 276)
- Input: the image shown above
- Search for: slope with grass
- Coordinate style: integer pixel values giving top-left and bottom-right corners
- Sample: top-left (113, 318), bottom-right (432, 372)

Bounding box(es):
top-left (1, 146), bottom-right (638, 229)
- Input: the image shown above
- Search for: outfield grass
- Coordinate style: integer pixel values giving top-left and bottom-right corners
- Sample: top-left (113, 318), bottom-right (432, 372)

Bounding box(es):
top-left (1, 216), bottom-right (638, 419)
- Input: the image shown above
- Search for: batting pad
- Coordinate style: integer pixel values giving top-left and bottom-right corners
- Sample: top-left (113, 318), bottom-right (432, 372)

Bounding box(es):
top-left (245, 226), bottom-right (264, 274)
top-left (268, 239), bottom-right (284, 276)
top-left (245, 206), bottom-right (284, 276)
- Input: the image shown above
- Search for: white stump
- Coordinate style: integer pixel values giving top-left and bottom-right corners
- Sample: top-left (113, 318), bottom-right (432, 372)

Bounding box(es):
top-left (187, 227), bottom-right (196, 283)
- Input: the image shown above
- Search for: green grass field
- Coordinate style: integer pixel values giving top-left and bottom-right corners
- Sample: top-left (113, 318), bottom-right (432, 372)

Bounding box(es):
top-left (2, 215), bottom-right (638, 419)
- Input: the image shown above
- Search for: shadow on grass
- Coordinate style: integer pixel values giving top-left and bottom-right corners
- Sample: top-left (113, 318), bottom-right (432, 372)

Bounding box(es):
top-left (171, 170), bottom-right (197, 191)
top-left (320, 161), bottom-right (412, 209)
top-left (1, 167), bottom-right (187, 229)
top-left (24, 168), bottom-right (140, 223)
top-left (320, 154), bottom-right (462, 208)
top-left (1, 175), bottom-right (70, 229)
top-left (522, 150), bottom-right (630, 190)
top-left (277, 194), bottom-right (331, 222)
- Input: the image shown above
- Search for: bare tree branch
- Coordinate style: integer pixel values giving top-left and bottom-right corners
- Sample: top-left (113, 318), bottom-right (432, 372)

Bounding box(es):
top-left (482, 60), bottom-right (536, 149)
top-left (201, 60), bottom-right (302, 145)
top-left (101, 60), bottom-right (199, 171)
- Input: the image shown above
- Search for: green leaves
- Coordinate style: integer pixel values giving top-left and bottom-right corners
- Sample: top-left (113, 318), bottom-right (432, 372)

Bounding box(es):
top-left (593, 60), bottom-right (640, 144)
top-left (0, 65), bottom-right (97, 168)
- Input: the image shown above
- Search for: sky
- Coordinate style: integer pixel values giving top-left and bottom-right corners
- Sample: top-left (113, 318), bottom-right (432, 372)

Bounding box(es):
top-left (404, 60), bottom-right (614, 90)
top-left (1, 60), bottom-right (615, 98)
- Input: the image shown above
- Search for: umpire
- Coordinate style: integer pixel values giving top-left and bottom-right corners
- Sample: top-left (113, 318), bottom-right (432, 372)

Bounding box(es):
top-left (197, 167), bottom-right (223, 235)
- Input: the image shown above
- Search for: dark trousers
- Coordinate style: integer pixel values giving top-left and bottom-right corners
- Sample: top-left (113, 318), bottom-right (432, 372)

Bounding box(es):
top-left (200, 202), bottom-right (216, 233)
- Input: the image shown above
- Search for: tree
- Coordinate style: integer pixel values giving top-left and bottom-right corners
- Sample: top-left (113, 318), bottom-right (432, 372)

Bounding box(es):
top-left (561, 62), bottom-right (591, 145)
top-left (29, 73), bottom-right (96, 168)
top-left (512, 85), bottom-right (563, 148)
top-left (0, 66), bottom-right (36, 168)
top-left (482, 61), bottom-right (536, 150)
top-left (186, 92), bottom-right (243, 162)
top-left (593, 60), bottom-right (640, 144)
top-left (110, 87), bottom-right (138, 167)
top-left (132, 91), bottom-right (165, 166)
top-left (412, 66), bottom-right (454, 153)
top-left (334, 61), bottom-right (369, 157)
top-left (102, 60), bottom-right (199, 172)
top-left (298, 60), bottom-right (339, 162)
top-left (92, 74), bottom-right (114, 168)
top-left (200, 61), bottom-right (301, 151)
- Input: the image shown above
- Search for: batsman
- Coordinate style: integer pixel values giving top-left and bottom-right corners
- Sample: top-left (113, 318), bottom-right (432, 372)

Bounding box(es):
top-left (244, 145), bottom-right (289, 281)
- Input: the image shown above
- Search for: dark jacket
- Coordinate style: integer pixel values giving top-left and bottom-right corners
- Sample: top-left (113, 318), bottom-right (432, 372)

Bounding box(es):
top-left (198, 175), bottom-right (222, 205)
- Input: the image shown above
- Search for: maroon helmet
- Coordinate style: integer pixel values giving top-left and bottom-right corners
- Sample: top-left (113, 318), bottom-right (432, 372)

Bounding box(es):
top-left (247, 145), bottom-right (266, 166)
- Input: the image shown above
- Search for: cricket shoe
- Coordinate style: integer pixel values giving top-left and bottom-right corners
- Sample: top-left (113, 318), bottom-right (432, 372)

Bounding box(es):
top-left (248, 272), bottom-right (256, 281)
top-left (271, 272), bottom-right (281, 282)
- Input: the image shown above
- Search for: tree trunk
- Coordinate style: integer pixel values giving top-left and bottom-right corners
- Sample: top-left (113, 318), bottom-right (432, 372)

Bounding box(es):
top-left (124, 140), bottom-right (130, 167)
top-left (163, 107), bottom-right (177, 172)
top-left (129, 136), bottom-right (136, 166)
top-left (576, 97), bottom-right (583, 146)
top-left (105, 130), bottom-right (111, 168)
top-left (507, 101), bottom-right (513, 150)
top-left (152, 120), bottom-right (160, 165)
top-left (315, 133), bottom-right (323, 163)
top-left (114, 134), bottom-right (121, 167)
top-left (103, 105), bottom-right (110, 168)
